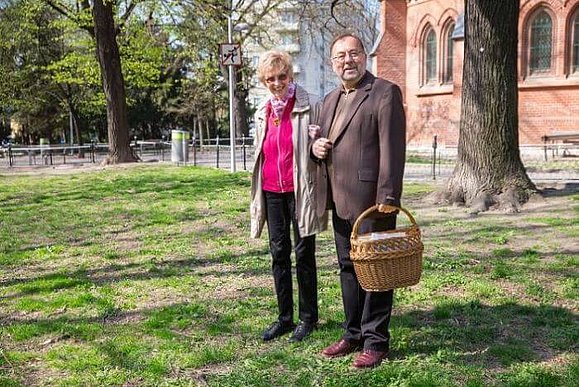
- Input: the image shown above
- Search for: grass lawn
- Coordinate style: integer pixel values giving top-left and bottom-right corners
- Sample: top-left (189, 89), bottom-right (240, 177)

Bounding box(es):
top-left (0, 164), bottom-right (577, 386)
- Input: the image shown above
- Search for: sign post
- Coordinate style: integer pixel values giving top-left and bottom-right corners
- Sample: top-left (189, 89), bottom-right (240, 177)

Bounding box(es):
top-left (220, 20), bottom-right (242, 172)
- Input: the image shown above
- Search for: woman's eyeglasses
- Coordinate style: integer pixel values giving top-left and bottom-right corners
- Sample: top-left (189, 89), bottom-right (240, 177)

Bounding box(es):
top-left (331, 50), bottom-right (363, 64)
top-left (265, 73), bottom-right (288, 84)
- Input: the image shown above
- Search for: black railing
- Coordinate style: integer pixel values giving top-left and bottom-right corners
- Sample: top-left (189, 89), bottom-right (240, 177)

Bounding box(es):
top-left (1, 143), bottom-right (104, 167)
top-left (0, 138), bottom-right (257, 170)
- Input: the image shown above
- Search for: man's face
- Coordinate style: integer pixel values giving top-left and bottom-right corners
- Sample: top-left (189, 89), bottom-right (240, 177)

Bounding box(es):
top-left (331, 36), bottom-right (367, 88)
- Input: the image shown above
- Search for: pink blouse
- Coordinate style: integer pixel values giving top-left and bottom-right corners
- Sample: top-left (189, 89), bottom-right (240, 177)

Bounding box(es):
top-left (261, 98), bottom-right (295, 193)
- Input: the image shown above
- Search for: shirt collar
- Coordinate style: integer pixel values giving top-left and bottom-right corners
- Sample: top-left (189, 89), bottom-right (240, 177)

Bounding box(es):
top-left (340, 71), bottom-right (371, 95)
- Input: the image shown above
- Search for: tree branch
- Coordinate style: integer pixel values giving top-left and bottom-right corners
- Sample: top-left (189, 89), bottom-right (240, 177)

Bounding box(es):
top-left (330, 0), bottom-right (347, 29)
top-left (45, 0), bottom-right (74, 19)
top-left (116, 2), bottom-right (138, 35)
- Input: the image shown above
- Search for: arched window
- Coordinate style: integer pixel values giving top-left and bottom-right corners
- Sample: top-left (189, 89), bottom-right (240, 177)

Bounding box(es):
top-left (572, 11), bottom-right (579, 74)
top-left (529, 10), bottom-right (553, 74)
top-left (444, 23), bottom-right (455, 83)
top-left (423, 28), bottom-right (437, 84)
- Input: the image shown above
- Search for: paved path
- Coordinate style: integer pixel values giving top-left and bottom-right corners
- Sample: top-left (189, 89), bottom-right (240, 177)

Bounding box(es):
top-left (2, 150), bottom-right (577, 186)
top-left (404, 164), bottom-right (579, 184)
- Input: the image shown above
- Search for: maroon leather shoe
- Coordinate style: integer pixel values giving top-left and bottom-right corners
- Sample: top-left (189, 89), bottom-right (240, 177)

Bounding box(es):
top-left (321, 339), bottom-right (362, 358)
top-left (352, 349), bottom-right (388, 368)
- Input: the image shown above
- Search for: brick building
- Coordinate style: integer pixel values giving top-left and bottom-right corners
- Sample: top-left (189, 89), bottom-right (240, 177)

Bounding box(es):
top-left (372, 0), bottom-right (579, 154)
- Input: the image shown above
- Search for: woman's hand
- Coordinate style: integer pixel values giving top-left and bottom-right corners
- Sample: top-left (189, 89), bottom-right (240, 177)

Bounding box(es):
top-left (308, 124), bottom-right (321, 140)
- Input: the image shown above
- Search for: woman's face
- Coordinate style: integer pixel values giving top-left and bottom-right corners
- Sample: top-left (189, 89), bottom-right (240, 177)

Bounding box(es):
top-left (264, 66), bottom-right (291, 99)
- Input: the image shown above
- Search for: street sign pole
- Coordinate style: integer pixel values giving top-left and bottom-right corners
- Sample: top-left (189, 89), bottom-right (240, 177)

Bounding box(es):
top-left (220, 12), bottom-right (243, 173)
top-left (227, 15), bottom-right (236, 173)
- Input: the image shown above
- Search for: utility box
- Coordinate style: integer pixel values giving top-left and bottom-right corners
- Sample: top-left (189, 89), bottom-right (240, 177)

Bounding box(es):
top-left (39, 138), bottom-right (50, 161)
top-left (171, 130), bottom-right (190, 163)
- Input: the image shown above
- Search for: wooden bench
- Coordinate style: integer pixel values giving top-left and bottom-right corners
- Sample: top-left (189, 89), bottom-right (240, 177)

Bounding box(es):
top-left (541, 131), bottom-right (579, 161)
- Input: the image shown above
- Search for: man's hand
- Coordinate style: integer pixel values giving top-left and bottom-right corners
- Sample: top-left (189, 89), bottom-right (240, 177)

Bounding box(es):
top-left (312, 137), bottom-right (333, 159)
top-left (377, 203), bottom-right (397, 213)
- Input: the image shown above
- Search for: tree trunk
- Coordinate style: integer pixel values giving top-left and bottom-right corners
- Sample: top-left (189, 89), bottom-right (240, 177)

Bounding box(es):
top-left (205, 119), bottom-right (210, 148)
top-left (195, 119), bottom-right (202, 148)
top-left (444, 0), bottom-right (536, 213)
top-left (67, 103), bottom-right (85, 158)
top-left (234, 89), bottom-right (249, 138)
top-left (92, 0), bottom-right (137, 164)
top-left (232, 66), bottom-right (249, 138)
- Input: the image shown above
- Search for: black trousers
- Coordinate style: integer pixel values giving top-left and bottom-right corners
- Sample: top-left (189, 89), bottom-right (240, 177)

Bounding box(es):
top-left (332, 206), bottom-right (396, 352)
top-left (265, 191), bottom-right (317, 325)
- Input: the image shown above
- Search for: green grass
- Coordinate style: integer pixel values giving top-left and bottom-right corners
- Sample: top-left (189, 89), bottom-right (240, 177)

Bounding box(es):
top-left (0, 164), bottom-right (577, 386)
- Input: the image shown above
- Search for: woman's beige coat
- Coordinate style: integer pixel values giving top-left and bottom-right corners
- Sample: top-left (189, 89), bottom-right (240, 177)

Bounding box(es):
top-left (250, 85), bottom-right (328, 238)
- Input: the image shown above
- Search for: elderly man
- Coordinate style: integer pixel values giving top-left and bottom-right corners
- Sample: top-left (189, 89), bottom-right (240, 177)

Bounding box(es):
top-left (311, 33), bottom-right (406, 368)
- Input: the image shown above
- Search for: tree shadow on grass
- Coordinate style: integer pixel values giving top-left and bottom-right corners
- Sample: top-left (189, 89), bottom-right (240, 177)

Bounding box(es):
top-left (403, 186), bottom-right (578, 232)
top-left (0, 248), bottom-right (337, 308)
top-left (0, 246), bottom-right (272, 299)
top-left (1, 299), bottom-right (577, 384)
top-left (389, 300), bottom-right (578, 368)
top-left (1, 300), bottom-right (261, 347)
top-left (538, 183), bottom-right (579, 198)
top-left (408, 209), bottom-right (578, 234)
top-left (0, 302), bottom-right (240, 381)
top-left (0, 244), bottom-right (342, 303)
top-left (421, 246), bottom-right (579, 281)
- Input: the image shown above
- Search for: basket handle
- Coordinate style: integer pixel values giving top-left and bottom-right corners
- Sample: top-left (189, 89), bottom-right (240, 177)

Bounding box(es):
top-left (351, 204), bottom-right (419, 240)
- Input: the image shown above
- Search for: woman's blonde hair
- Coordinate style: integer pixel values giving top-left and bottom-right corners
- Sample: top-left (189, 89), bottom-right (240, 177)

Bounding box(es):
top-left (256, 50), bottom-right (294, 85)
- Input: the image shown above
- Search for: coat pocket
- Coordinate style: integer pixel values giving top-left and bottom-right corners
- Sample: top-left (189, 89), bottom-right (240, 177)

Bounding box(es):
top-left (358, 168), bottom-right (378, 182)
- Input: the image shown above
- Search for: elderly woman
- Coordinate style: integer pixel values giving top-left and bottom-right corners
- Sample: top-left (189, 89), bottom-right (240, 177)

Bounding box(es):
top-left (250, 50), bottom-right (326, 343)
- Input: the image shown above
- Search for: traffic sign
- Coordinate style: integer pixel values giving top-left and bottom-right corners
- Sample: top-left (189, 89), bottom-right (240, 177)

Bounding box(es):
top-left (220, 43), bottom-right (242, 66)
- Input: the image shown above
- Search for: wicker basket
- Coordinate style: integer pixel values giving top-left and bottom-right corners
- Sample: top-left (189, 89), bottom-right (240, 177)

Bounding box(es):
top-left (350, 204), bottom-right (423, 292)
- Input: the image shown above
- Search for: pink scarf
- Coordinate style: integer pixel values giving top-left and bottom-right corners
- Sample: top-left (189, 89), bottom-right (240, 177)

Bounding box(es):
top-left (269, 82), bottom-right (296, 122)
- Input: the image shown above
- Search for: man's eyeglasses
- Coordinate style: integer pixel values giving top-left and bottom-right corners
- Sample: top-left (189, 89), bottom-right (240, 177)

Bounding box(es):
top-left (265, 73), bottom-right (288, 84)
top-left (331, 50), bottom-right (363, 64)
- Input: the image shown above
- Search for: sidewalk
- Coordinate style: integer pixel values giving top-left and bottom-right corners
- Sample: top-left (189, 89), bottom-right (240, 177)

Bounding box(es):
top-left (404, 164), bottom-right (579, 183)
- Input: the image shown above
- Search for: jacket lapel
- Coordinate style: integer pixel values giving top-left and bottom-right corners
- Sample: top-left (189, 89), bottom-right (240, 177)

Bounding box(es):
top-left (321, 89), bottom-right (341, 138)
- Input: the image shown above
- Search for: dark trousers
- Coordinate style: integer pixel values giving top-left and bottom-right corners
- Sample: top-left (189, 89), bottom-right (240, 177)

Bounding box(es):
top-left (265, 191), bottom-right (318, 325)
top-left (332, 206), bottom-right (395, 352)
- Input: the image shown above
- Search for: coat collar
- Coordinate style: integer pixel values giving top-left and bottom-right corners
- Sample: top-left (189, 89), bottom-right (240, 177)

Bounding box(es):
top-left (292, 84), bottom-right (311, 112)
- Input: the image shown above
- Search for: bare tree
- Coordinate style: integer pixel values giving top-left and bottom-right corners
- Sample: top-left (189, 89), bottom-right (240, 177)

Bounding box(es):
top-left (294, 0), bottom-right (380, 53)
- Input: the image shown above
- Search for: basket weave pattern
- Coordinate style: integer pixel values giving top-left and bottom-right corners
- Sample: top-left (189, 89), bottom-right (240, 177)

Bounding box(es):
top-left (350, 205), bottom-right (424, 292)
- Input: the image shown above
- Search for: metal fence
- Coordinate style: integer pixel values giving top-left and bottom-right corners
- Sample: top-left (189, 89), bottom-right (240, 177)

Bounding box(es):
top-left (0, 138), bottom-right (257, 171)
top-left (0, 137), bottom-right (452, 180)
top-left (2, 136), bottom-right (576, 183)
top-left (0, 143), bottom-right (104, 167)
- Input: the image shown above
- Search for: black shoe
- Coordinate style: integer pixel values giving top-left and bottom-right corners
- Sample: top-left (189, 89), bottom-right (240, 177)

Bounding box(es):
top-left (288, 321), bottom-right (316, 343)
top-left (262, 321), bottom-right (295, 341)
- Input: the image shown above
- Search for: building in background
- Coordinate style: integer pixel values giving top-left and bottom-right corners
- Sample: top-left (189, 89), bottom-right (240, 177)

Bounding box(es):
top-left (244, 1), bottom-right (380, 114)
top-left (373, 0), bottom-right (579, 155)
top-left (243, 2), bottom-right (337, 110)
